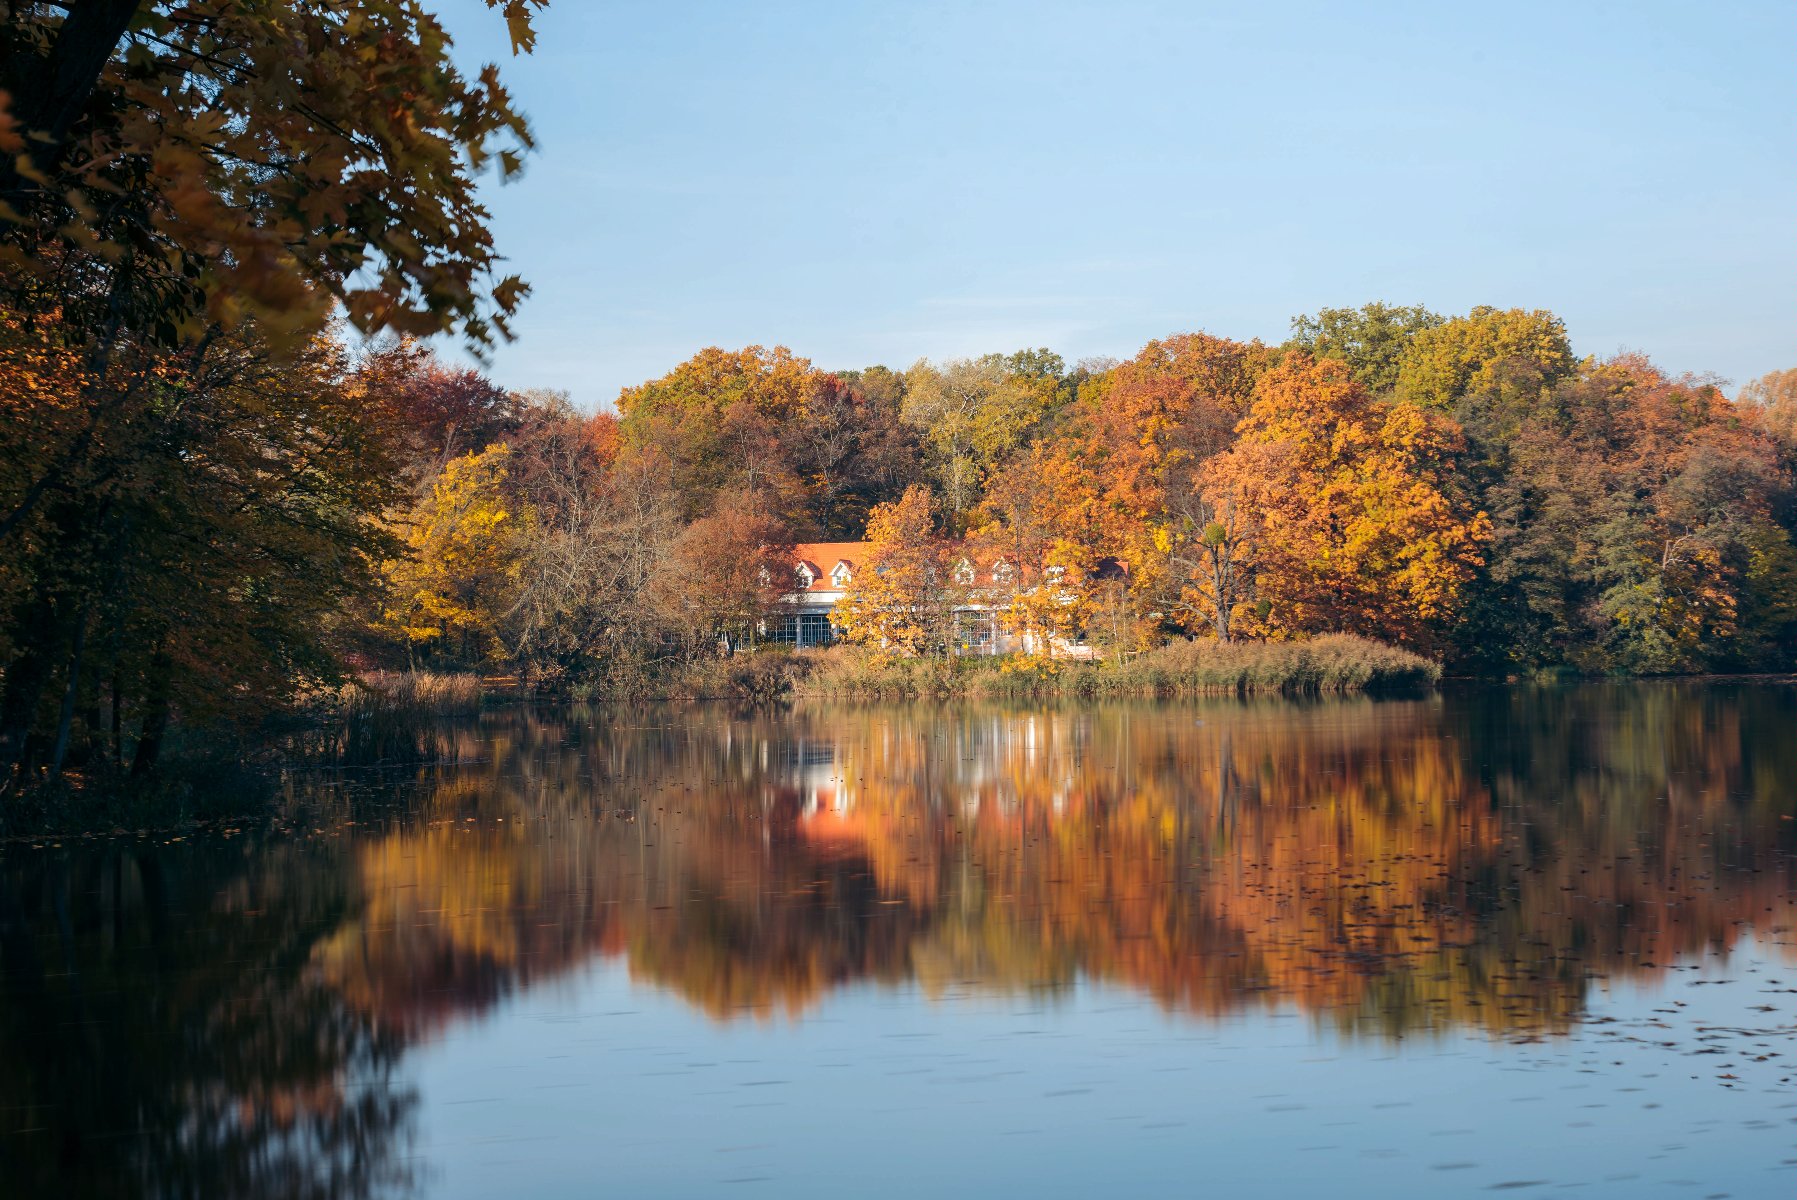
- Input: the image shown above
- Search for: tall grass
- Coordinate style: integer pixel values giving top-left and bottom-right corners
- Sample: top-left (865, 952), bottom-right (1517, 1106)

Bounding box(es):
top-left (329, 671), bottom-right (487, 719)
top-left (1085, 634), bottom-right (1440, 695)
top-left (783, 635), bottom-right (1437, 700)
top-left (297, 671), bottom-right (489, 768)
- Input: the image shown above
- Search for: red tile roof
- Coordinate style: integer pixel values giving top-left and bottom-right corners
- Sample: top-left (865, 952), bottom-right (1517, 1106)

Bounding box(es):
top-left (791, 542), bottom-right (871, 591)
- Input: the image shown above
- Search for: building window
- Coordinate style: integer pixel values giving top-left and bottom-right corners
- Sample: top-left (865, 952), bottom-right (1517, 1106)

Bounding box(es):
top-left (830, 561), bottom-right (852, 588)
top-left (798, 613), bottom-right (834, 647)
top-left (794, 564), bottom-right (815, 589)
top-left (955, 610), bottom-right (995, 655)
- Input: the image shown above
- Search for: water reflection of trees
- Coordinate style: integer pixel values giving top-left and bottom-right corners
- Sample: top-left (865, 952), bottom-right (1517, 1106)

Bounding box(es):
top-left (312, 686), bottom-right (1797, 1037)
top-left (4, 686), bottom-right (1794, 1197)
top-left (0, 842), bottom-right (415, 1200)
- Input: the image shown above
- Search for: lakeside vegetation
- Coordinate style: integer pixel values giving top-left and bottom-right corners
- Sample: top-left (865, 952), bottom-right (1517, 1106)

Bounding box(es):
top-left (705, 636), bottom-right (1439, 701)
top-left (304, 635), bottom-right (1436, 718)
top-left (2, 4), bottom-right (1796, 802)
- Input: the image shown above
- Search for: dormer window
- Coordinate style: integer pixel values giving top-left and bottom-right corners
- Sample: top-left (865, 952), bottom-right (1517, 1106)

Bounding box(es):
top-left (794, 563), bottom-right (815, 589)
top-left (830, 561), bottom-right (853, 588)
top-left (992, 561), bottom-right (1016, 585)
top-left (953, 558), bottom-right (974, 586)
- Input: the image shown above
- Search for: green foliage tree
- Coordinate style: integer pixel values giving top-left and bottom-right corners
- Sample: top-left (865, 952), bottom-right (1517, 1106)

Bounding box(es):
top-left (1287, 302), bottom-right (1442, 394)
top-left (1455, 355), bottom-right (1788, 673)
top-left (900, 353), bottom-right (1063, 522)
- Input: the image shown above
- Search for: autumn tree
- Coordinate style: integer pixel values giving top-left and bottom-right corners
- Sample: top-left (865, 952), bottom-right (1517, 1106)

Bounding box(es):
top-left (0, 2), bottom-right (548, 786)
top-left (0, 322), bottom-right (406, 782)
top-left (1465, 356), bottom-right (1788, 673)
top-left (1740, 367), bottom-right (1797, 462)
top-left (383, 444), bottom-right (531, 668)
top-left (1394, 306), bottom-right (1576, 411)
top-left (0, 1), bottom-right (543, 346)
top-left (375, 343), bottom-right (529, 478)
top-left (835, 486), bottom-right (965, 659)
top-left (1172, 492), bottom-right (1257, 642)
top-left (615, 345), bottom-right (818, 524)
top-left (498, 408), bottom-right (672, 686)
top-left (1200, 353), bottom-right (1490, 648)
top-left (785, 368), bottom-right (923, 538)
top-left (981, 446), bottom-right (1111, 664)
top-left (656, 495), bottom-right (794, 655)
top-left (900, 353), bottom-right (1064, 523)
top-left (1048, 332), bottom-right (1269, 639)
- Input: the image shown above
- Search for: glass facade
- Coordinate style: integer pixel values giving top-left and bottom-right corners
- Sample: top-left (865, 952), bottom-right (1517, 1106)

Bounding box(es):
top-left (765, 613), bottom-right (836, 647)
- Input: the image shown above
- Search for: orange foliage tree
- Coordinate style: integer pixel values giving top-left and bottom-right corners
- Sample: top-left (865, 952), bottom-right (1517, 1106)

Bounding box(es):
top-left (980, 445), bottom-right (1112, 663)
top-left (1073, 334), bottom-right (1269, 624)
top-left (1199, 352), bottom-right (1490, 647)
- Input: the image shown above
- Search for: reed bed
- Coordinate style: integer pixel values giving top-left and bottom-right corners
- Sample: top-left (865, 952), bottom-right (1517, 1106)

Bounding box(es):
top-left (781, 635), bottom-right (1438, 700)
top-left (329, 670), bottom-right (487, 718)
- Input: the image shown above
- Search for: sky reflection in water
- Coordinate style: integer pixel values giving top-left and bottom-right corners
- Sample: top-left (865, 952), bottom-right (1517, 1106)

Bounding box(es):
top-left (3, 684), bottom-right (1795, 1197)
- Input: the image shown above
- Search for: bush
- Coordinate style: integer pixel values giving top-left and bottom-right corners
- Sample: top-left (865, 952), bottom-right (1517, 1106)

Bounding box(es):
top-left (674, 651), bottom-right (803, 702)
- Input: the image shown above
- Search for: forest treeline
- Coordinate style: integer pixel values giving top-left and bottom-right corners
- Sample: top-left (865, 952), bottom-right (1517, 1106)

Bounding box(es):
top-left (9, 302), bottom-right (1797, 793)
top-left (3, 3), bottom-right (1797, 795)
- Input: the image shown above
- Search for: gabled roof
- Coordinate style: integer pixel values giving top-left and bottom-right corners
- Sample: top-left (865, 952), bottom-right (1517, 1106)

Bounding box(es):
top-left (785, 540), bottom-right (1121, 593)
top-left (791, 542), bottom-right (871, 592)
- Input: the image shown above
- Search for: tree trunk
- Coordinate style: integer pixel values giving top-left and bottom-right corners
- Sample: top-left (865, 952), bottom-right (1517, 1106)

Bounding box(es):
top-left (109, 669), bottom-right (122, 768)
top-left (81, 690), bottom-right (103, 765)
top-left (0, 1), bottom-right (146, 203)
top-left (46, 600), bottom-right (93, 781)
top-left (0, 596), bottom-right (61, 787)
top-left (130, 650), bottom-right (172, 777)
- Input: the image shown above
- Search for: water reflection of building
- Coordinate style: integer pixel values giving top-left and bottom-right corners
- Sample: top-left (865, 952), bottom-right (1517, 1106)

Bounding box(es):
top-left (768, 735), bottom-right (856, 820)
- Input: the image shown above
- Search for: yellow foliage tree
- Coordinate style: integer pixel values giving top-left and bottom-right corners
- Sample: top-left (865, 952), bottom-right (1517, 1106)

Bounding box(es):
top-left (900, 356), bottom-right (1061, 523)
top-left (384, 444), bottom-right (533, 664)
top-left (835, 485), bottom-right (962, 660)
top-left (1394, 306), bottom-right (1575, 410)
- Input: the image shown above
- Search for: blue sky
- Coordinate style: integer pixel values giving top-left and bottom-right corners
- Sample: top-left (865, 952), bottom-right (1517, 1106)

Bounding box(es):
top-left (432, 0), bottom-right (1795, 409)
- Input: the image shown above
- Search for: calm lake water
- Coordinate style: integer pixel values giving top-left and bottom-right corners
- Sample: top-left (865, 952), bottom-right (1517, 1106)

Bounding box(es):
top-left (3, 684), bottom-right (1796, 1198)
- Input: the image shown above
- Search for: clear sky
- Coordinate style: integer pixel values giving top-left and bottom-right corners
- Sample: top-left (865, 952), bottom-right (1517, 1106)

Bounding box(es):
top-left (430, 0), bottom-right (1795, 409)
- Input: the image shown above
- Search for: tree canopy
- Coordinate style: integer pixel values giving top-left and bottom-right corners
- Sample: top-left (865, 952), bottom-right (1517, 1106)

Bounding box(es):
top-left (0, 0), bottom-right (544, 347)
